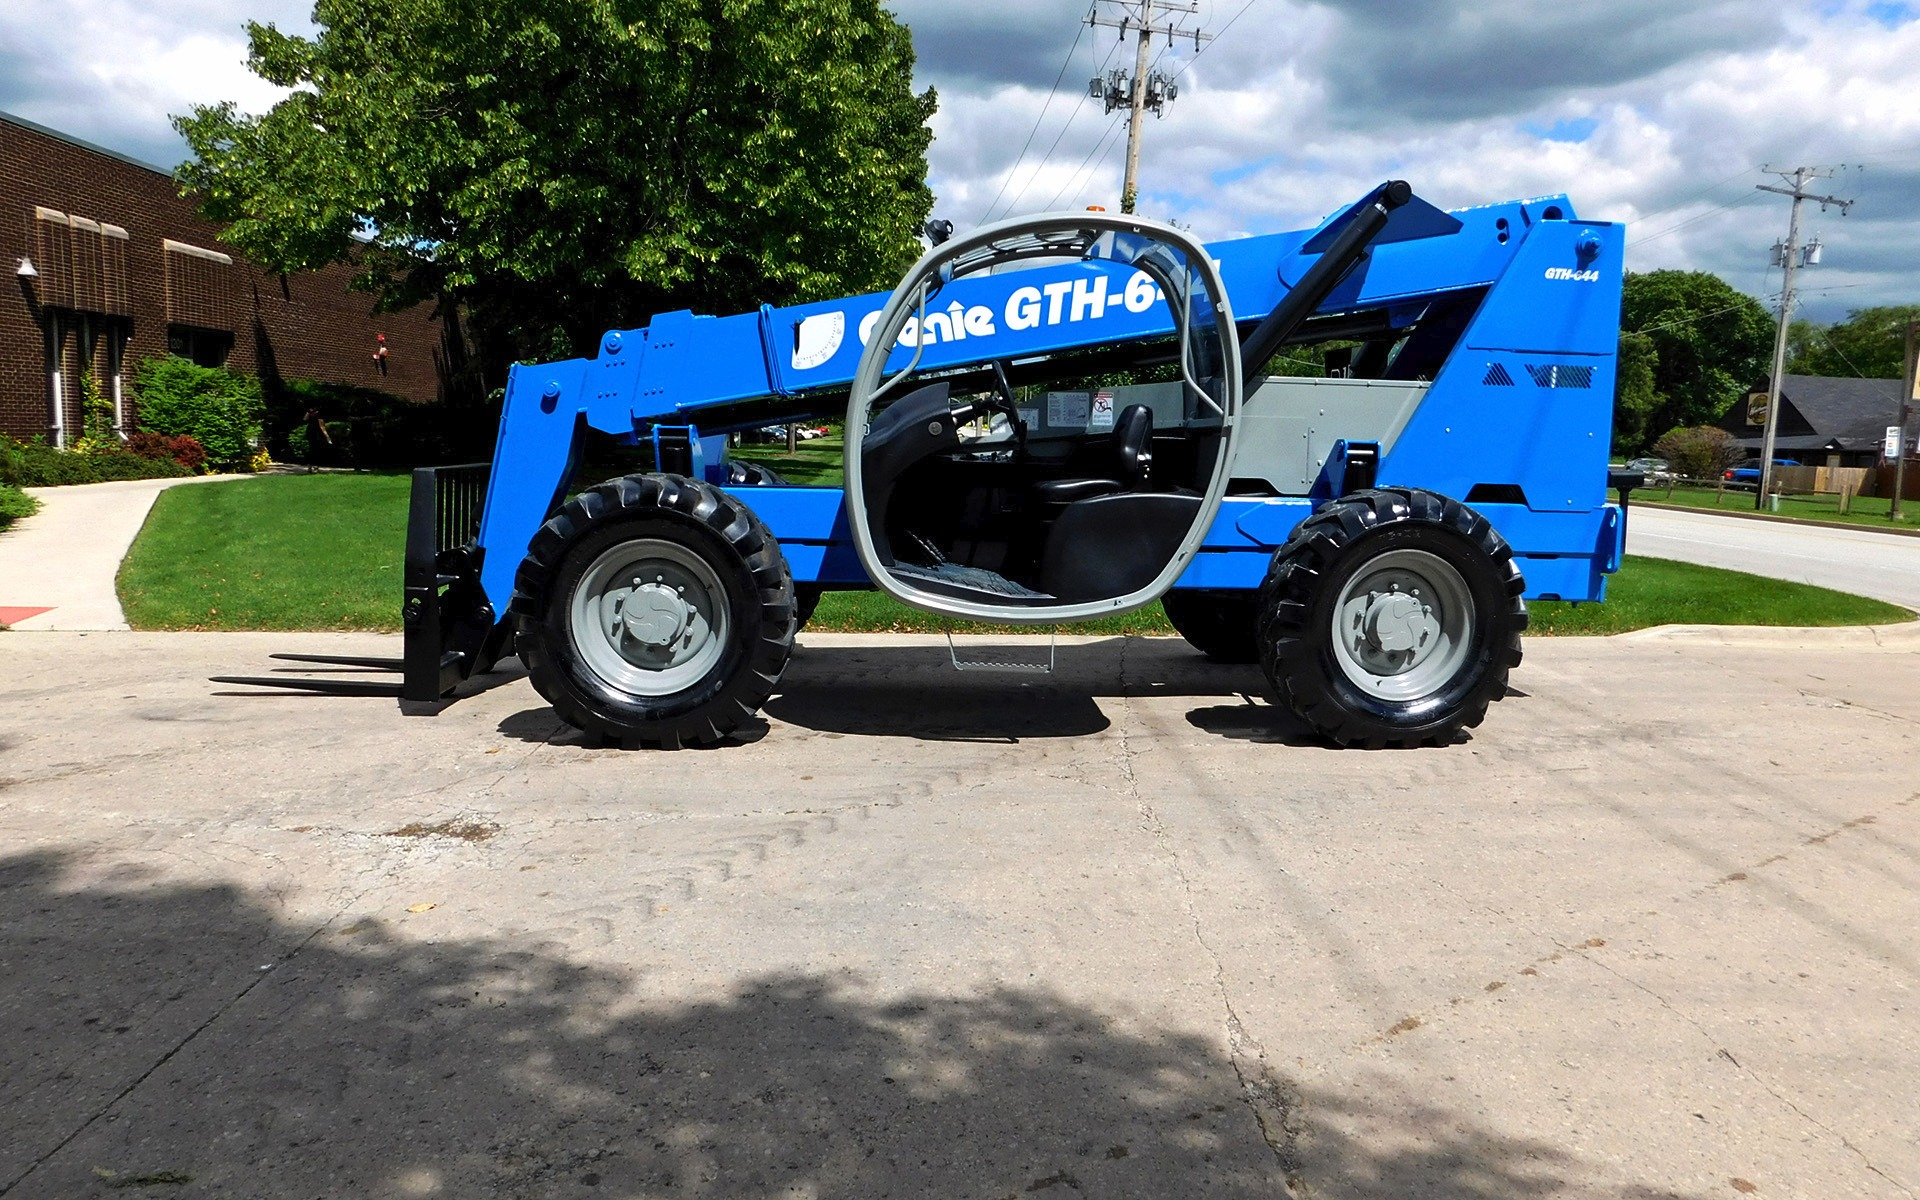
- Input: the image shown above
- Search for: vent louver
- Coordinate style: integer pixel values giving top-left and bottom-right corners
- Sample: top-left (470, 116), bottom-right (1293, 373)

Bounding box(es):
top-left (1482, 363), bottom-right (1515, 387)
top-left (1525, 364), bottom-right (1594, 389)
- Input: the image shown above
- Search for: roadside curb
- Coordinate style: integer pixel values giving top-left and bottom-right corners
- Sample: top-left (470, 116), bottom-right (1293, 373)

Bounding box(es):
top-left (1634, 499), bottom-right (1920, 539)
top-left (1617, 616), bottom-right (1920, 649)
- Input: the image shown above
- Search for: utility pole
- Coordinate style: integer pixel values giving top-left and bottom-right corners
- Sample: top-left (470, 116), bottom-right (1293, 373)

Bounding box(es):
top-left (1754, 165), bottom-right (1853, 510)
top-left (1088, 1), bottom-right (1209, 214)
top-left (1896, 320), bottom-right (1918, 521)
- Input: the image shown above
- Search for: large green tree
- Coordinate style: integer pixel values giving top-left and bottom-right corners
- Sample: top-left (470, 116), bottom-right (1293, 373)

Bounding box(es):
top-left (1786, 305), bottom-right (1920, 380)
top-left (174, 0), bottom-right (937, 370)
top-left (1615, 270), bottom-right (1774, 453)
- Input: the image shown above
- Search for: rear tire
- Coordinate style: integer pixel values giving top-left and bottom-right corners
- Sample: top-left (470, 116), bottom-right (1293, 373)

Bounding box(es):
top-left (510, 474), bottom-right (795, 748)
top-left (793, 585), bottom-right (822, 632)
top-left (1256, 488), bottom-right (1525, 748)
top-left (1161, 590), bottom-right (1259, 663)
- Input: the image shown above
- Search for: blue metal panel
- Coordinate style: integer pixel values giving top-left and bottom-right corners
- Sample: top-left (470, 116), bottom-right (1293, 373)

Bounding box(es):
top-left (1377, 218), bottom-right (1623, 524)
top-left (471, 185), bottom-right (1629, 619)
top-left (732, 486), bottom-right (1619, 604)
top-left (478, 361), bottom-right (590, 610)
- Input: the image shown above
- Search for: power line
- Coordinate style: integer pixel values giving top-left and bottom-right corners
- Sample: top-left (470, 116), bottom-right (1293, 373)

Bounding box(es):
top-left (1629, 302), bottom-right (1760, 338)
top-left (1627, 165), bottom-right (1762, 228)
top-left (1065, 117), bottom-right (1134, 208)
top-left (1049, 114), bottom-right (1128, 210)
top-left (1169, 0), bottom-right (1257, 80)
top-left (1626, 189), bottom-right (1766, 249)
top-left (992, 37), bottom-right (1124, 221)
top-left (975, 18), bottom-right (1089, 225)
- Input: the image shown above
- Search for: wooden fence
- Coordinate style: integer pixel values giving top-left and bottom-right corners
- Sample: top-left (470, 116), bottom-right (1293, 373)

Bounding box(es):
top-left (1773, 465), bottom-right (1873, 495)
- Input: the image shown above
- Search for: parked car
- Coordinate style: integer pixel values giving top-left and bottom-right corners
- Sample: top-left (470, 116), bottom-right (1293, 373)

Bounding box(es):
top-left (1724, 458), bottom-right (1799, 489)
top-left (1624, 456), bottom-right (1675, 486)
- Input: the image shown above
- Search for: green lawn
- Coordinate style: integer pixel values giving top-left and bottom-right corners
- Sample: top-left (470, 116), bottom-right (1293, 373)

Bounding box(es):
top-left (1527, 556), bottom-right (1907, 634)
top-left (119, 472), bottom-right (411, 630)
top-left (732, 430), bottom-right (845, 486)
top-left (119, 473), bottom-right (1913, 634)
top-left (1637, 485), bottom-right (1919, 531)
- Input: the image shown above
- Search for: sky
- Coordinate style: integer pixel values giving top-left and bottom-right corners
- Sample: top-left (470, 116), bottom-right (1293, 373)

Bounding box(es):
top-left (2, 0), bottom-right (1915, 323)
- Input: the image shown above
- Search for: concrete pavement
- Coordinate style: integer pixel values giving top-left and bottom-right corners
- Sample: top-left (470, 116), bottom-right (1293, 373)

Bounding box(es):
top-left (0, 475), bottom-right (240, 630)
top-left (1628, 504), bottom-right (1920, 610)
top-left (2, 630), bottom-right (1917, 1198)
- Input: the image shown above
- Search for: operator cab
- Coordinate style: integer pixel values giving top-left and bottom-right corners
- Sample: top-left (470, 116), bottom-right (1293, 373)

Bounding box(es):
top-left (846, 214), bottom-right (1242, 621)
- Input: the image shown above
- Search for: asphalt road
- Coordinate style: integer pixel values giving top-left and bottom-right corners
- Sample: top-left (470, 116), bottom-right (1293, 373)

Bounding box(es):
top-left (1627, 504), bottom-right (1920, 609)
top-left (3, 629), bottom-right (1919, 1199)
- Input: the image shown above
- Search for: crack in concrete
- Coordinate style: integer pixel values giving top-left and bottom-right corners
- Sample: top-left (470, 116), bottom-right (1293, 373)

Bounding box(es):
top-left (1561, 939), bottom-right (1918, 1200)
top-left (1113, 638), bottom-right (1305, 1192)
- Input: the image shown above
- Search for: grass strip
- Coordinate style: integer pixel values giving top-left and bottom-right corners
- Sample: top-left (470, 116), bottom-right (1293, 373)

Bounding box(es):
top-left (119, 473), bottom-right (1912, 635)
top-left (1638, 485), bottom-right (1919, 532)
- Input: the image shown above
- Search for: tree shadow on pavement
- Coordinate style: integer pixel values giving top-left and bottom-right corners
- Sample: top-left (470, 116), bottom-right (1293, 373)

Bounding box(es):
top-left (0, 851), bottom-right (1692, 1199)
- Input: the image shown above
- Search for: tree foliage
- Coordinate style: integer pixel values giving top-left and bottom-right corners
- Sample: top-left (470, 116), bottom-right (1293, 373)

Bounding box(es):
top-left (174, 0), bottom-right (937, 368)
top-left (1786, 305), bottom-right (1920, 380)
top-left (1614, 270), bottom-right (1775, 453)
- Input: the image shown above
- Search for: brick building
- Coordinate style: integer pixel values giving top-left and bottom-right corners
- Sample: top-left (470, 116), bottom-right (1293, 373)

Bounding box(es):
top-left (2, 109), bottom-right (451, 446)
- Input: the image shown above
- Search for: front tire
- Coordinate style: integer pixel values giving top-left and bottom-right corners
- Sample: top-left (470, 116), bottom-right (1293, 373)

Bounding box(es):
top-left (1256, 488), bottom-right (1526, 748)
top-left (510, 474), bottom-right (795, 748)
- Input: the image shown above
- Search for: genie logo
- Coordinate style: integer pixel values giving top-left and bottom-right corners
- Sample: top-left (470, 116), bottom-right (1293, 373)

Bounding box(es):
top-left (1543, 267), bottom-right (1601, 283)
top-left (789, 268), bottom-right (1175, 372)
top-left (854, 270), bottom-right (1165, 351)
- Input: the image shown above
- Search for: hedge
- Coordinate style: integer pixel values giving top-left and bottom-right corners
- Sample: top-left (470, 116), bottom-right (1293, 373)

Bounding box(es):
top-left (0, 435), bottom-right (192, 487)
top-left (134, 357), bottom-right (263, 466)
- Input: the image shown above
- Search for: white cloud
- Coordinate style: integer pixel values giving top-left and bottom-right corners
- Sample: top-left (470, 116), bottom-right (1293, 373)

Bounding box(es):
top-left (0, 0), bottom-right (308, 167)
top-left (3, 0), bottom-right (1913, 320)
top-left (900, 0), bottom-right (1920, 321)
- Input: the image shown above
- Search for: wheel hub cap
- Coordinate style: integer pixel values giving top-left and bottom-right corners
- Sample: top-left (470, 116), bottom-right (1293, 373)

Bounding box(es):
top-left (1359, 589), bottom-right (1438, 661)
top-left (569, 539), bottom-right (732, 697)
top-left (1330, 549), bottom-right (1476, 703)
top-left (620, 581), bottom-right (691, 647)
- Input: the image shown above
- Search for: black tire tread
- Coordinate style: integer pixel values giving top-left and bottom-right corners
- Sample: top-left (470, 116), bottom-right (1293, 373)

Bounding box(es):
top-left (509, 473), bottom-right (795, 749)
top-left (1255, 487), bottom-right (1527, 748)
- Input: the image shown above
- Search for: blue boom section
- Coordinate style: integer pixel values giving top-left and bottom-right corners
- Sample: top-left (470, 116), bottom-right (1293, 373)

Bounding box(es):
top-left (478, 191), bottom-right (1626, 615)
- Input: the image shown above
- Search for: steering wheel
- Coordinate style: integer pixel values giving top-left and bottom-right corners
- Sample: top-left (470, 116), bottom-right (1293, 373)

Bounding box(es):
top-left (947, 361), bottom-right (1027, 447)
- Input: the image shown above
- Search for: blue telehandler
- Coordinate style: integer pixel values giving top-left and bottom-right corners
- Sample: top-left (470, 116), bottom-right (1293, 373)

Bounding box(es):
top-left (231, 181), bottom-right (1634, 748)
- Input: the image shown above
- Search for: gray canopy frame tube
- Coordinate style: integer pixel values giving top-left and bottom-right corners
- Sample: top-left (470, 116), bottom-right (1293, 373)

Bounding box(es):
top-left (845, 211), bottom-right (1244, 625)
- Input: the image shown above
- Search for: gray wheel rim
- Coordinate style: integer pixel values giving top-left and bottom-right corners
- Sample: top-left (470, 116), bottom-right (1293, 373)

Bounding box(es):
top-left (568, 538), bottom-right (731, 698)
top-left (1330, 548), bottom-right (1475, 702)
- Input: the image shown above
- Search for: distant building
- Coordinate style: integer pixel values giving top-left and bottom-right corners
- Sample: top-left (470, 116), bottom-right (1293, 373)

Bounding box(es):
top-left (2, 109), bottom-right (451, 446)
top-left (1717, 375), bottom-right (1908, 469)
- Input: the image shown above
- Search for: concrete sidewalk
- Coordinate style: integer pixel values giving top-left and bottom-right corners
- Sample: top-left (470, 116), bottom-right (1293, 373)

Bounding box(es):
top-left (0, 474), bottom-right (239, 630)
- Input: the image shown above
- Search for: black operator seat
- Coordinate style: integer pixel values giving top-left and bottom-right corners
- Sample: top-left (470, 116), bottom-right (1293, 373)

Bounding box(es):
top-left (1031, 404), bottom-right (1155, 506)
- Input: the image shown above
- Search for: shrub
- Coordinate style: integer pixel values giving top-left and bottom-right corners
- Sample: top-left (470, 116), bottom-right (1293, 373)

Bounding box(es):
top-left (127, 432), bottom-right (208, 472)
top-left (1652, 425), bottom-right (1744, 483)
top-left (0, 434), bottom-right (191, 487)
top-left (271, 377), bottom-right (494, 468)
top-left (0, 482), bottom-right (37, 530)
top-left (134, 357), bottom-right (263, 467)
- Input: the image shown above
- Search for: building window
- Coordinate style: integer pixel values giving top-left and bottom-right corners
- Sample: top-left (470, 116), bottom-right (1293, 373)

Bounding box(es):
top-left (168, 325), bottom-right (234, 368)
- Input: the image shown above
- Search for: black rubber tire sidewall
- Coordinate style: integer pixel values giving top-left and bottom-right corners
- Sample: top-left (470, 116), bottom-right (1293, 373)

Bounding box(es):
top-left (512, 475), bottom-right (794, 748)
top-left (1259, 490), bottom-right (1526, 748)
